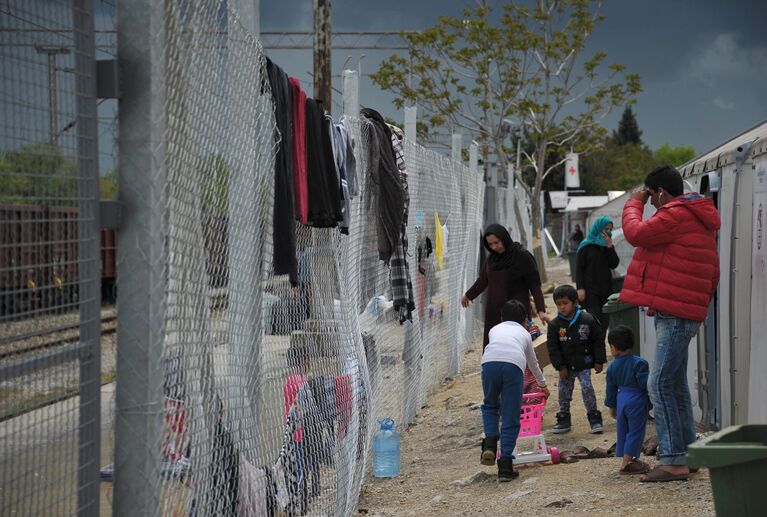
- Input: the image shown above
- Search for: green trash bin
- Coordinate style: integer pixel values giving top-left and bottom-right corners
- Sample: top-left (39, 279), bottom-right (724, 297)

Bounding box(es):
top-left (602, 293), bottom-right (640, 355)
top-left (687, 425), bottom-right (767, 517)
top-left (567, 251), bottom-right (578, 281)
top-left (611, 275), bottom-right (625, 294)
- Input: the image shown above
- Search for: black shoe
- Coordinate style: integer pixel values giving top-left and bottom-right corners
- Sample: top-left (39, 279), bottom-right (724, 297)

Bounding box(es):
top-left (587, 410), bottom-right (604, 434)
top-left (552, 412), bottom-right (571, 434)
top-left (480, 436), bottom-right (498, 466)
top-left (497, 457), bottom-right (519, 482)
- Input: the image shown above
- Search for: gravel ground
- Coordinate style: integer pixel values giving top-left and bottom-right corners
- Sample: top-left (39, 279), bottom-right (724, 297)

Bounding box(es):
top-left (358, 257), bottom-right (716, 517)
top-left (0, 307), bottom-right (118, 418)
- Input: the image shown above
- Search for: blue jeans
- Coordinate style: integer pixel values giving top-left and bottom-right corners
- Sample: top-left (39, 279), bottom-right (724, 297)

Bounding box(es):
top-left (481, 362), bottom-right (523, 458)
top-left (649, 311), bottom-right (699, 466)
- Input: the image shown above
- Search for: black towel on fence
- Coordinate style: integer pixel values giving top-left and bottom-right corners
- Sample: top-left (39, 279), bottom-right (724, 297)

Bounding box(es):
top-left (305, 99), bottom-right (342, 227)
top-left (266, 58), bottom-right (297, 283)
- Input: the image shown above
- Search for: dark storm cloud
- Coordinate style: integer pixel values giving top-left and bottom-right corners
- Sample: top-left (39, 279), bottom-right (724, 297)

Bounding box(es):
top-left (262, 0), bottom-right (767, 153)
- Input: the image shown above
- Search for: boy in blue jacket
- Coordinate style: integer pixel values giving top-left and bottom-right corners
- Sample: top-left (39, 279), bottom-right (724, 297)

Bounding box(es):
top-left (605, 325), bottom-right (651, 474)
top-left (546, 285), bottom-right (605, 434)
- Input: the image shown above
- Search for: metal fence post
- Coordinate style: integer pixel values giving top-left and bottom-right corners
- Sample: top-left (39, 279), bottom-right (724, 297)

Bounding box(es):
top-left (114, 0), bottom-right (166, 514)
top-left (404, 106), bottom-right (417, 144)
top-left (73, 1), bottom-right (101, 514)
top-left (451, 133), bottom-right (463, 163)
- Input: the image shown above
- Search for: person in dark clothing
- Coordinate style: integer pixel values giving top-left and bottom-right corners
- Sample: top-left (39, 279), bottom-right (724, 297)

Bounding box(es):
top-left (547, 285), bottom-right (605, 435)
top-left (576, 216), bottom-right (619, 333)
top-left (461, 224), bottom-right (550, 349)
top-left (568, 224), bottom-right (584, 251)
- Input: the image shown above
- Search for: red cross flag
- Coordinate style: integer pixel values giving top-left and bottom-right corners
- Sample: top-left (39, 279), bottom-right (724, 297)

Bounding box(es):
top-left (565, 152), bottom-right (580, 188)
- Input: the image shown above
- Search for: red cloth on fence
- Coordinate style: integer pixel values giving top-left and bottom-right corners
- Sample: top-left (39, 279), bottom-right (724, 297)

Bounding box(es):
top-left (335, 374), bottom-right (352, 438)
top-left (289, 77), bottom-right (308, 224)
top-left (283, 373), bottom-right (305, 442)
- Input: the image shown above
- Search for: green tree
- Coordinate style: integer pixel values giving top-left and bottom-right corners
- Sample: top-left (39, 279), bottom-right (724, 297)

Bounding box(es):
top-left (0, 153), bottom-right (30, 204)
top-left (1, 143), bottom-right (77, 204)
top-left (99, 170), bottom-right (118, 200)
top-left (612, 105), bottom-right (642, 145)
top-left (654, 143), bottom-right (696, 167)
top-left (580, 141), bottom-right (660, 194)
top-left (371, 0), bottom-right (640, 277)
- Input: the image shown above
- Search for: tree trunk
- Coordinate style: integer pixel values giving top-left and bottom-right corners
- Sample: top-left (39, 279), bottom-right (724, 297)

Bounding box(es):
top-left (530, 197), bottom-right (548, 284)
top-left (532, 140), bottom-right (549, 284)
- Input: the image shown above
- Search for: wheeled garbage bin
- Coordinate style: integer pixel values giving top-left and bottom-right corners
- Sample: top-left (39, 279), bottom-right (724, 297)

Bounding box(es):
top-left (602, 293), bottom-right (640, 355)
top-left (687, 425), bottom-right (767, 517)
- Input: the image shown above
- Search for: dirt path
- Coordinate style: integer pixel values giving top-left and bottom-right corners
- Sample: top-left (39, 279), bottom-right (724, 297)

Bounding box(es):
top-left (358, 258), bottom-right (715, 517)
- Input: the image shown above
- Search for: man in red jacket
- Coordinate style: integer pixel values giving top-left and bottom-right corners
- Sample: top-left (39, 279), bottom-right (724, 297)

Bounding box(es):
top-left (620, 165), bottom-right (720, 482)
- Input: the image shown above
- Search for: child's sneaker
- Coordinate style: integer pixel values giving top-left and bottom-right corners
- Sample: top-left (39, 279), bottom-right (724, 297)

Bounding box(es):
top-left (587, 410), bottom-right (604, 434)
top-left (480, 436), bottom-right (499, 466)
top-left (552, 412), bottom-right (571, 434)
top-left (497, 457), bottom-right (519, 482)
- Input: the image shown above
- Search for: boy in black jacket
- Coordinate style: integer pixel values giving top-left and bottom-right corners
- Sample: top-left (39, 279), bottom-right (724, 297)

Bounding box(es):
top-left (547, 285), bottom-right (605, 434)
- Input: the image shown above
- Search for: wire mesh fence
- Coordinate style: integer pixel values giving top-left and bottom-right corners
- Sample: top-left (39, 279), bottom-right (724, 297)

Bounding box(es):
top-left (0, 0), bottom-right (102, 515)
top-left (1, 0), bottom-right (485, 515)
top-left (115, 0), bottom-right (485, 511)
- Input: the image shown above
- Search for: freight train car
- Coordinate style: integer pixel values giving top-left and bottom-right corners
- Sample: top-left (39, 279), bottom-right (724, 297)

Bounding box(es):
top-left (0, 204), bottom-right (116, 317)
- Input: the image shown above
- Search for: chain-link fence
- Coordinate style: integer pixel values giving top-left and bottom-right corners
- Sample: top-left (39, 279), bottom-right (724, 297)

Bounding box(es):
top-left (0, 0), bottom-right (102, 514)
top-left (113, 0), bottom-right (484, 513)
top-left (1, 1), bottom-right (484, 515)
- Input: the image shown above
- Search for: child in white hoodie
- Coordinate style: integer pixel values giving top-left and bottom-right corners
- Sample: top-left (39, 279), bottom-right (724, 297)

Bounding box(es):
top-left (480, 300), bottom-right (550, 481)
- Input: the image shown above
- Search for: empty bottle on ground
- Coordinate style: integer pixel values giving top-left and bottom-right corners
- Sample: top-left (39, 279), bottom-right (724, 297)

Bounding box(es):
top-left (373, 418), bottom-right (400, 477)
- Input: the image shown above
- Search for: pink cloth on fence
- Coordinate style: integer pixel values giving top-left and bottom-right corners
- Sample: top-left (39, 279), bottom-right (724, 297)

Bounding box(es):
top-left (283, 373), bottom-right (305, 442)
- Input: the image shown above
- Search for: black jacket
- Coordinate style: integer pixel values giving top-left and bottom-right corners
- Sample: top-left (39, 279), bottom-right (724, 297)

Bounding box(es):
top-left (575, 244), bottom-right (619, 305)
top-left (546, 309), bottom-right (606, 371)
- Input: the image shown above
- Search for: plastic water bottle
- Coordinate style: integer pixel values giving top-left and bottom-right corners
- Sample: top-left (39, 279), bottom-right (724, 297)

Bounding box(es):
top-left (372, 418), bottom-right (400, 477)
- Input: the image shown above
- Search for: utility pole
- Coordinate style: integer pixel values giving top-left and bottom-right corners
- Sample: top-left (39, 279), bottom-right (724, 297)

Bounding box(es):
top-left (313, 0), bottom-right (332, 110)
top-left (35, 44), bottom-right (70, 146)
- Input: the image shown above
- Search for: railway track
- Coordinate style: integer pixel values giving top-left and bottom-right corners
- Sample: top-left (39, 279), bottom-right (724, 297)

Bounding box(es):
top-left (0, 316), bottom-right (117, 360)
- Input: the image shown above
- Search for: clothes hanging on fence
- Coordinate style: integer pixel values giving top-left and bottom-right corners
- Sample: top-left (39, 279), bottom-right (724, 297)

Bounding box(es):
top-left (238, 454), bottom-right (279, 517)
top-left (202, 413), bottom-right (240, 517)
top-left (266, 58), bottom-right (297, 283)
top-left (387, 124), bottom-right (414, 323)
top-left (360, 108), bottom-right (404, 263)
top-left (435, 211), bottom-right (445, 270)
top-left (330, 120), bottom-right (356, 234)
top-left (416, 234), bottom-right (438, 319)
top-left (340, 116), bottom-right (359, 197)
top-left (305, 99), bottom-right (342, 227)
top-left (289, 77), bottom-right (309, 225)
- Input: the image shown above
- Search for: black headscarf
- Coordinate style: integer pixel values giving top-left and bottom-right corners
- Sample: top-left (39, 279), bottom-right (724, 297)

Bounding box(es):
top-left (482, 224), bottom-right (538, 280)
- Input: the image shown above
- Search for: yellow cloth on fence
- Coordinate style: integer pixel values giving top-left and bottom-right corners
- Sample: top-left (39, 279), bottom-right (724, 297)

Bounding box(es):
top-left (435, 211), bottom-right (444, 270)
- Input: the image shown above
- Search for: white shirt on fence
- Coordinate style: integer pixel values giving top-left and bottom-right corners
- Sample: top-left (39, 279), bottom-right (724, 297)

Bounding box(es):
top-left (481, 321), bottom-right (547, 387)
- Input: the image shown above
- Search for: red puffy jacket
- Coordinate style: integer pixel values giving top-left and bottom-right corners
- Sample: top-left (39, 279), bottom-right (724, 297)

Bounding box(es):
top-left (619, 195), bottom-right (720, 322)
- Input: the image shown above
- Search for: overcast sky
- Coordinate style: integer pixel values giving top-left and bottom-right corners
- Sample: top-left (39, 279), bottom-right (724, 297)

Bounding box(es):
top-left (261, 0), bottom-right (767, 156)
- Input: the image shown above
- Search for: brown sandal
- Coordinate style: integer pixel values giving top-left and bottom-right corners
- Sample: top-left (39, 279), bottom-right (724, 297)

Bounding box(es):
top-left (619, 459), bottom-right (650, 475)
top-left (639, 467), bottom-right (689, 482)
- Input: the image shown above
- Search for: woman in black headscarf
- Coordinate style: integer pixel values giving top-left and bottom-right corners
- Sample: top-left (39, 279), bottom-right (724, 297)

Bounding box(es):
top-left (461, 224), bottom-right (550, 349)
